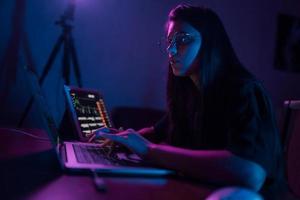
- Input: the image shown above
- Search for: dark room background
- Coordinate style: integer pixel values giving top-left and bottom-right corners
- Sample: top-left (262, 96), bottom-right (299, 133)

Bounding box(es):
top-left (1, 0), bottom-right (300, 129)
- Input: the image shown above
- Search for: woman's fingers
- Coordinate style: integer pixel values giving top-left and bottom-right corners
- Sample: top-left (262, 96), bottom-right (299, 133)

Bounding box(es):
top-left (88, 134), bottom-right (96, 142)
top-left (99, 133), bottom-right (127, 144)
top-left (89, 128), bottom-right (115, 143)
top-left (89, 128), bottom-right (136, 147)
top-left (96, 127), bottom-right (120, 134)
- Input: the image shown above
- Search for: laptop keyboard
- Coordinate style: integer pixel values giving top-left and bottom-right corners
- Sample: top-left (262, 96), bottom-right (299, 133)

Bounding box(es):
top-left (73, 144), bottom-right (121, 165)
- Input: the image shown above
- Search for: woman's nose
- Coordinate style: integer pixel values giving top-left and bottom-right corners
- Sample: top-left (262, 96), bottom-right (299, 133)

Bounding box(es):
top-left (167, 43), bottom-right (177, 56)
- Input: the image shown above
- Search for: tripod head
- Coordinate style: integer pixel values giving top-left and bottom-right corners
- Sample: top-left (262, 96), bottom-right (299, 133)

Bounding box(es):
top-left (55, 0), bottom-right (76, 29)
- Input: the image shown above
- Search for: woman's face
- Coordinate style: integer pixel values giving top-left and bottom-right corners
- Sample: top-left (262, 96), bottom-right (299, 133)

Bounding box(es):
top-left (167, 20), bottom-right (202, 76)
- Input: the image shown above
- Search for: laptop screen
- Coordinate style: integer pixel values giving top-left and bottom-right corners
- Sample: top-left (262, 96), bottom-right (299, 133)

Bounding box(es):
top-left (64, 86), bottom-right (113, 141)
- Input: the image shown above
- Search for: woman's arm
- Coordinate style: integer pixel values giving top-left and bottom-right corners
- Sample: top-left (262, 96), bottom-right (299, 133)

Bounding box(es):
top-left (95, 130), bottom-right (266, 191)
top-left (148, 144), bottom-right (266, 191)
top-left (137, 126), bottom-right (156, 140)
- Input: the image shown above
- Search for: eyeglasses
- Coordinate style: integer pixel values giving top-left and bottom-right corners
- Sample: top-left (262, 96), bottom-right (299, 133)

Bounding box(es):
top-left (158, 32), bottom-right (197, 54)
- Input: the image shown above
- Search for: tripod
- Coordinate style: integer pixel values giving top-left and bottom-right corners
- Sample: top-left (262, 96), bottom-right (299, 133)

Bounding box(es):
top-left (18, 1), bottom-right (82, 127)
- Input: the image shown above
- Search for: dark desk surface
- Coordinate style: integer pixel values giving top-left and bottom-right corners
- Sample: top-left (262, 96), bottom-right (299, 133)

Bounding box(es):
top-left (0, 128), bottom-right (215, 200)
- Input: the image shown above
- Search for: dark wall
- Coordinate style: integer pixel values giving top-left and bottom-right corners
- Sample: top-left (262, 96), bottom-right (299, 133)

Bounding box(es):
top-left (1, 0), bottom-right (300, 127)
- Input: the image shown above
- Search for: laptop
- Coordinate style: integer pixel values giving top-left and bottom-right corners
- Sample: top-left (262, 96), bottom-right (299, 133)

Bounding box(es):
top-left (23, 66), bottom-right (173, 176)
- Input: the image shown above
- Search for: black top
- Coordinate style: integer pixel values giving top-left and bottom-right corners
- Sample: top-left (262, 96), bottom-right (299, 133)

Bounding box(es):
top-left (154, 78), bottom-right (291, 199)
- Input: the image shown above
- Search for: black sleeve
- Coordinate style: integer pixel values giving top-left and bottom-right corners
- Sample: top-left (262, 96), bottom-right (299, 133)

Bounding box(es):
top-left (226, 82), bottom-right (281, 179)
top-left (153, 113), bottom-right (169, 142)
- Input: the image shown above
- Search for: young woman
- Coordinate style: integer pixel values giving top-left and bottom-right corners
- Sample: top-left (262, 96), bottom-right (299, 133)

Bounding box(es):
top-left (93, 4), bottom-right (289, 199)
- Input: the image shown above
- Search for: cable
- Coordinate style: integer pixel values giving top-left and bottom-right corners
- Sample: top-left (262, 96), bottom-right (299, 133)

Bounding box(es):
top-left (91, 170), bottom-right (107, 192)
top-left (0, 128), bottom-right (50, 141)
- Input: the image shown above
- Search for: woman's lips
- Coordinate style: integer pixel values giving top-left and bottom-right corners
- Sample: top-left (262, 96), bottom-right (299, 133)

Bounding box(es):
top-left (170, 61), bottom-right (181, 70)
top-left (170, 59), bottom-right (180, 64)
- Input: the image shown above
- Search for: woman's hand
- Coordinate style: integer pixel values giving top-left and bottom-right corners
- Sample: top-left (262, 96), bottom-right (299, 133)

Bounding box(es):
top-left (89, 127), bottom-right (122, 146)
top-left (93, 128), bottom-right (153, 157)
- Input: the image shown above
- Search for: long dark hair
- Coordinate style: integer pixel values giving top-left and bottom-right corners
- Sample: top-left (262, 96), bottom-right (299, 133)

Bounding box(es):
top-left (166, 4), bottom-right (253, 148)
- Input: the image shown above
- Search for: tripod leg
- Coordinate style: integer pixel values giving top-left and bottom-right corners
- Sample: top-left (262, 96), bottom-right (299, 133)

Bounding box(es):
top-left (17, 96), bottom-right (34, 127)
top-left (69, 33), bottom-right (83, 87)
top-left (39, 35), bottom-right (64, 84)
top-left (18, 34), bottom-right (64, 127)
top-left (63, 34), bottom-right (71, 85)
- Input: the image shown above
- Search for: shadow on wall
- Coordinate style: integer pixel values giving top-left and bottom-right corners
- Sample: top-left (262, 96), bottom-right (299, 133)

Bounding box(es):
top-left (274, 14), bottom-right (300, 73)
